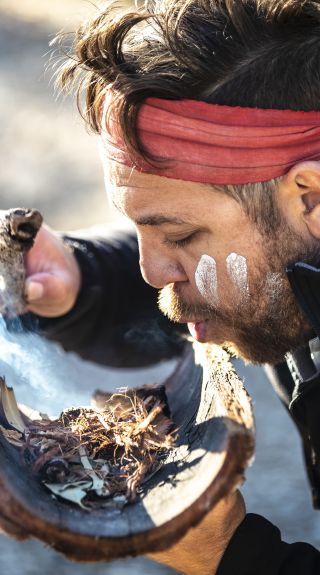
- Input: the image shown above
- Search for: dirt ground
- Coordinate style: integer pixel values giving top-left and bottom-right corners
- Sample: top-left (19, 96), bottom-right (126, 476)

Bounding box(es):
top-left (0, 1), bottom-right (319, 574)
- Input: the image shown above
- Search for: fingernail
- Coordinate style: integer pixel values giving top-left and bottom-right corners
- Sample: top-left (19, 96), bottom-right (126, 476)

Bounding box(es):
top-left (27, 281), bottom-right (44, 302)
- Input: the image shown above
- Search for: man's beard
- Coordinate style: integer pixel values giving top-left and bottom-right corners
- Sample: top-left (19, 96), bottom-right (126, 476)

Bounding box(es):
top-left (158, 224), bottom-right (320, 365)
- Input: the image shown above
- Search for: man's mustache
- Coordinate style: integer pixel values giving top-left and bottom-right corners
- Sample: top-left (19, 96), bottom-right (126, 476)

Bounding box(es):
top-left (158, 283), bottom-right (253, 331)
top-left (158, 284), bottom-right (217, 322)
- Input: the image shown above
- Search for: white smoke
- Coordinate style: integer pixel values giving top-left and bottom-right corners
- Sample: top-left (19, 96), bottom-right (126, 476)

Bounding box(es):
top-left (0, 317), bottom-right (176, 417)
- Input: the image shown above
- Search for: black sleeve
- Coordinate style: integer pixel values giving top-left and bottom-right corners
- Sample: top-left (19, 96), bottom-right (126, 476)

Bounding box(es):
top-left (18, 225), bottom-right (186, 367)
top-left (217, 514), bottom-right (320, 575)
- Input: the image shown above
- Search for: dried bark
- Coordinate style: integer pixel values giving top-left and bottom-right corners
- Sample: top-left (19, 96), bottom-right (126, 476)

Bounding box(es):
top-left (17, 389), bottom-right (175, 507)
top-left (0, 208), bottom-right (42, 316)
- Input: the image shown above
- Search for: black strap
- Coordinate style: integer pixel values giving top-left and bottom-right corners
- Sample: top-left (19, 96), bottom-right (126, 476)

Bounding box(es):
top-left (285, 262), bottom-right (320, 508)
top-left (287, 261), bottom-right (320, 337)
top-left (285, 341), bottom-right (320, 508)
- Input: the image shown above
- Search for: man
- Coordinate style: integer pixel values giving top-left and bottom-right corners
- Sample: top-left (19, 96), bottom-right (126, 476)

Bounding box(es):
top-left (20, 0), bottom-right (320, 572)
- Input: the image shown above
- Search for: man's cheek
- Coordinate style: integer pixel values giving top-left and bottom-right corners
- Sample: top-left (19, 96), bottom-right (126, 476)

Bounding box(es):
top-left (226, 253), bottom-right (250, 300)
top-left (194, 252), bottom-right (250, 308)
top-left (195, 254), bottom-right (218, 305)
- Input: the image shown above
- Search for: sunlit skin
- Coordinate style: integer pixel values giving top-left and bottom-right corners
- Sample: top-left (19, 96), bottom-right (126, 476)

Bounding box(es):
top-left (108, 165), bottom-right (260, 331)
top-left (105, 161), bottom-right (319, 363)
top-left (24, 160), bottom-right (320, 365)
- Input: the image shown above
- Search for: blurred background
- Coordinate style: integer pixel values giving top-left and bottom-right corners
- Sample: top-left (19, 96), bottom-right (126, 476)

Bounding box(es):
top-left (0, 1), bottom-right (319, 574)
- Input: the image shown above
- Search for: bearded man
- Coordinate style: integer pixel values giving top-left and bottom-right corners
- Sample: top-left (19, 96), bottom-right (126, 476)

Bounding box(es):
top-left (20, 0), bottom-right (320, 573)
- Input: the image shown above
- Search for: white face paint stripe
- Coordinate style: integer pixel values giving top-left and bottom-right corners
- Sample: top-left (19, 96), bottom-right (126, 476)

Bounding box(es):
top-left (226, 253), bottom-right (249, 295)
top-left (195, 255), bottom-right (219, 305)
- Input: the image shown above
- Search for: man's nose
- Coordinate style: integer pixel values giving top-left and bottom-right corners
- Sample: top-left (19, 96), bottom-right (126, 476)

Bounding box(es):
top-left (138, 241), bottom-right (187, 289)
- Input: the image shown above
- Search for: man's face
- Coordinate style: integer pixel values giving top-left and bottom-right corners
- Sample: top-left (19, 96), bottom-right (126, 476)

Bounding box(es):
top-left (107, 163), bottom-right (315, 364)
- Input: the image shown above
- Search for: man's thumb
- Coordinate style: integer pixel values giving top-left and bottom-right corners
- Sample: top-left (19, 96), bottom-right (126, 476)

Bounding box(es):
top-left (25, 280), bottom-right (45, 302)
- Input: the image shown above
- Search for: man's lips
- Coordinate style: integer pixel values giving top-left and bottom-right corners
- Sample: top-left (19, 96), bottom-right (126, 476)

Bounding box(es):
top-left (187, 321), bottom-right (208, 342)
top-left (174, 317), bottom-right (209, 341)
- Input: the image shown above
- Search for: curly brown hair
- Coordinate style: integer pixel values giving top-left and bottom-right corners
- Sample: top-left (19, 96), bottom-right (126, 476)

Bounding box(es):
top-left (56, 0), bottom-right (320, 233)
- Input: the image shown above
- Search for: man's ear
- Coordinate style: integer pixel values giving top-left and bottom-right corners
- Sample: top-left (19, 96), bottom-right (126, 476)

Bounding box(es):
top-left (278, 161), bottom-right (320, 239)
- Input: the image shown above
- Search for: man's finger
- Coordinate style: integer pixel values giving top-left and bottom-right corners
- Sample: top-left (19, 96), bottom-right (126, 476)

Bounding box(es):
top-left (24, 273), bottom-right (73, 317)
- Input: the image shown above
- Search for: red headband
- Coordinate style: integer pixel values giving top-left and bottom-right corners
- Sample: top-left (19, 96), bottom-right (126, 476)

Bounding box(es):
top-left (101, 97), bottom-right (320, 185)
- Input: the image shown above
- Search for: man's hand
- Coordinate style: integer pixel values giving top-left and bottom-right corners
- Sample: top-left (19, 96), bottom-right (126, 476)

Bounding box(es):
top-left (24, 225), bottom-right (81, 318)
top-left (148, 490), bottom-right (245, 575)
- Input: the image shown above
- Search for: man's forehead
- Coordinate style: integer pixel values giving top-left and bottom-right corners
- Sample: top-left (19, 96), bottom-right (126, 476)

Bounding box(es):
top-left (108, 161), bottom-right (199, 193)
top-left (104, 158), bottom-right (249, 229)
top-left (106, 162), bottom-right (211, 218)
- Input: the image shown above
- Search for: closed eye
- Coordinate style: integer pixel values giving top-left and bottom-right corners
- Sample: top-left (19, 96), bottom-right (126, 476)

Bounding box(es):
top-left (163, 234), bottom-right (195, 248)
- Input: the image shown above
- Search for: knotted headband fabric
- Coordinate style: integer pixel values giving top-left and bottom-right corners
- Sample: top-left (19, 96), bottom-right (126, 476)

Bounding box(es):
top-left (101, 96), bottom-right (320, 185)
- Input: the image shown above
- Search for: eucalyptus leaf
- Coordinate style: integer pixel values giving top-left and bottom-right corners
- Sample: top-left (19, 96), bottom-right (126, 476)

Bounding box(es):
top-left (89, 474), bottom-right (105, 494)
top-left (79, 446), bottom-right (105, 493)
top-left (79, 445), bottom-right (92, 470)
top-left (44, 481), bottom-right (92, 509)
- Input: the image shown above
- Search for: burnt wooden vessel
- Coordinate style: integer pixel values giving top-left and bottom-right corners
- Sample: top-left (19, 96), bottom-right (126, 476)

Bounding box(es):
top-left (0, 207), bottom-right (254, 561)
top-left (0, 342), bottom-right (254, 561)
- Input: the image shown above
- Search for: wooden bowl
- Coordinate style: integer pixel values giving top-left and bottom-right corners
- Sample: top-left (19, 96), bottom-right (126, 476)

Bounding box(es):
top-left (0, 342), bottom-right (254, 561)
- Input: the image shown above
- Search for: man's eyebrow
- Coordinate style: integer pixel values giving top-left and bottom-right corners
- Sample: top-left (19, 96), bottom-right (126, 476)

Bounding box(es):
top-left (135, 215), bottom-right (190, 226)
